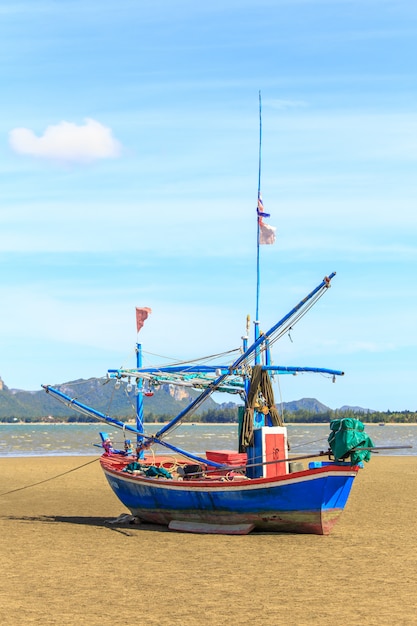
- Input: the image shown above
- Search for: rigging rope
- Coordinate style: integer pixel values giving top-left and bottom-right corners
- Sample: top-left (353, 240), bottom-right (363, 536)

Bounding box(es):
top-left (239, 365), bottom-right (283, 450)
top-left (236, 285), bottom-right (329, 372)
top-left (289, 435), bottom-right (329, 450)
top-left (139, 347), bottom-right (241, 371)
top-left (0, 457), bottom-right (99, 497)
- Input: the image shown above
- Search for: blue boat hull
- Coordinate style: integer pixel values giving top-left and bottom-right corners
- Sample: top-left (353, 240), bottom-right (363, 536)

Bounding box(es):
top-left (100, 455), bottom-right (359, 535)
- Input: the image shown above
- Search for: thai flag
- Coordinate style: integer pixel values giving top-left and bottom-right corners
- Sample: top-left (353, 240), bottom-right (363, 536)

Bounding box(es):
top-left (257, 192), bottom-right (276, 245)
top-left (257, 193), bottom-right (270, 218)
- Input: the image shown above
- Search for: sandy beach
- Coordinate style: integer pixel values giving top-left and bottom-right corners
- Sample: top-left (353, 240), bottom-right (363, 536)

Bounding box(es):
top-left (1, 455), bottom-right (416, 625)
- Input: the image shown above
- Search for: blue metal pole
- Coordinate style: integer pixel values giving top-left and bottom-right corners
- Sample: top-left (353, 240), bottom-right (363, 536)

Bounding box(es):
top-left (255, 90), bottom-right (262, 365)
top-left (154, 273), bottom-right (337, 440)
top-left (41, 385), bottom-right (224, 468)
top-left (42, 385), bottom-right (147, 436)
top-left (136, 342), bottom-right (145, 458)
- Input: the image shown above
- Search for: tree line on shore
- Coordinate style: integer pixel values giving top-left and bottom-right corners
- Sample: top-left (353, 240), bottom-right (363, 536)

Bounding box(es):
top-left (1, 406), bottom-right (416, 424)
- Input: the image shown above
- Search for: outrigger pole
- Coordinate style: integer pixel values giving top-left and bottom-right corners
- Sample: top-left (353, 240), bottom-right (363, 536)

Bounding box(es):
top-left (43, 274), bottom-right (342, 457)
top-left (109, 364), bottom-right (343, 377)
top-left (152, 272), bottom-right (339, 443)
top-left (41, 384), bottom-right (224, 468)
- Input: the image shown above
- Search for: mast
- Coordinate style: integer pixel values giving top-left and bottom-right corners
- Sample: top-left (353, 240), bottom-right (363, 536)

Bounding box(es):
top-left (136, 342), bottom-right (145, 458)
top-left (133, 307), bottom-right (152, 456)
top-left (255, 90), bottom-right (262, 364)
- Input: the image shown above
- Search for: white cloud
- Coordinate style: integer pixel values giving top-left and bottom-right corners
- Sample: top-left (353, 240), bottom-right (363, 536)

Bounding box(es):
top-left (9, 118), bottom-right (122, 163)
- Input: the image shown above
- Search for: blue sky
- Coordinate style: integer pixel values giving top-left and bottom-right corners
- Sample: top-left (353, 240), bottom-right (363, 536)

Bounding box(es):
top-left (1, 1), bottom-right (416, 411)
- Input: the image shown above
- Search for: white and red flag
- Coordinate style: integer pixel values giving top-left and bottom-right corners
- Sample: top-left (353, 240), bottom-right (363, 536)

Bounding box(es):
top-left (257, 192), bottom-right (276, 245)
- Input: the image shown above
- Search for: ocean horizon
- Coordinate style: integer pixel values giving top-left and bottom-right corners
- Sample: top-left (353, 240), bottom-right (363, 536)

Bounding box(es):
top-left (0, 422), bottom-right (415, 458)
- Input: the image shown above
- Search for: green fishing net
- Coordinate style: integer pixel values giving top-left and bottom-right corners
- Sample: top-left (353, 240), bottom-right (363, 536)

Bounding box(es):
top-left (328, 418), bottom-right (374, 465)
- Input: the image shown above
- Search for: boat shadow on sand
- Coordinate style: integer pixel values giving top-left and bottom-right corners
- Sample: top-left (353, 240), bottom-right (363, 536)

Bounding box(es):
top-left (3, 514), bottom-right (300, 536)
top-left (3, 514), bottom-right (171, 534)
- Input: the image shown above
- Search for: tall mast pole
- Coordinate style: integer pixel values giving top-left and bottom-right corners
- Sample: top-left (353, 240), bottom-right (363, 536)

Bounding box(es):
top-left (136, 342), bottom-right (144, 458)
top-left (255, 90), bottom-right (262, 364)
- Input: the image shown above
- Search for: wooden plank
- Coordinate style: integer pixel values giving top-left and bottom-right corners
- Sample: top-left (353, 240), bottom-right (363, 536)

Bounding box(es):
top-left (168, 520), bottom-right (255, 535)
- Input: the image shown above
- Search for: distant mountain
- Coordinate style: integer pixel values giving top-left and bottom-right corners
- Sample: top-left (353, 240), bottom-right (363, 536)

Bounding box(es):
top-left (339, 405), bottom-right (375, 413)
top-left (0, 377), bottom-right (373, 420)
top-left (281, 400), bottom-right (376, 414)
top-left (279, 398), bottom-right (331, 414)
top-left (0, 377), bottom-right (220, 420)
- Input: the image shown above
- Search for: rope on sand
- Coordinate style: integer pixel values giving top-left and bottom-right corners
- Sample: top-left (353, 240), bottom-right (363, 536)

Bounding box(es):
top-left (0, 457), bottom-right (100, 497)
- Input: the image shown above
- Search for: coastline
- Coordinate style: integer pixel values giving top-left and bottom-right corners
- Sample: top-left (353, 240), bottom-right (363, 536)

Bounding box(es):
top-left (2, 421), bottom-right (417, 426)
top-left (1, 422), bottom-right (415, 459)
top-left (1, 455), bottom-right (416, 624)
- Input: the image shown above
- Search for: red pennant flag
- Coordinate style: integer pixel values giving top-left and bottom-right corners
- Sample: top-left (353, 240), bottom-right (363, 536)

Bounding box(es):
top-left (135, 307), bottom-right (152, 333)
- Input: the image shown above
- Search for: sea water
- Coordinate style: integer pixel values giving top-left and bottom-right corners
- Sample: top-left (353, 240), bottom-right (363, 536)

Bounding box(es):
top-left (0, 422), bottom-right (416, 458)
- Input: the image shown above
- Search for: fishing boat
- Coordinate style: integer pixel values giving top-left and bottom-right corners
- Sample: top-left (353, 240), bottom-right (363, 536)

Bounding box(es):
top-left (42, 96), bottom-right (375, 535)
top-left (42, 278), bottom-right (370, 535)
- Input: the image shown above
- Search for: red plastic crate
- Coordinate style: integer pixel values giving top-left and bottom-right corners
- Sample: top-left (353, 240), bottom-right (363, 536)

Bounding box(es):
top-left (205, 450), bottom-right (247, 466)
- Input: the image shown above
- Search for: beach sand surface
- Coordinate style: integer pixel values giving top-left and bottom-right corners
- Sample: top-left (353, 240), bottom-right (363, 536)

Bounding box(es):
top-left (1, 455), bottom-right (417, 625)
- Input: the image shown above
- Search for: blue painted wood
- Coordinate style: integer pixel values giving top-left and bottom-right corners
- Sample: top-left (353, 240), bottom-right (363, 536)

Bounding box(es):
top-left (101, 458), bottom-right (358, 535)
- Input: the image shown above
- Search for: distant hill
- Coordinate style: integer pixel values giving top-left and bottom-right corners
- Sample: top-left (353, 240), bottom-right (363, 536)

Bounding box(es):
top-left (0, 377), bottom-right (220, 420)
top-left (339, 405), bottom-right (375, 413)
top-left (279, 398), bottom-right (330, 414)
top-left (0, 377), bottom-right (373, 421)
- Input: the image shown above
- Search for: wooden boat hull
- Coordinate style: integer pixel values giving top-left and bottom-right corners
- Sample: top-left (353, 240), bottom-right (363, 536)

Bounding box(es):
top-left (100, 455), bottom-right (359, 535)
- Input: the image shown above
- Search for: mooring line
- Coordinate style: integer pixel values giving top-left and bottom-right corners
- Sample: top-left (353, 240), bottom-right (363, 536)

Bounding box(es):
top-left (0, 457), bottom-right (100, 497)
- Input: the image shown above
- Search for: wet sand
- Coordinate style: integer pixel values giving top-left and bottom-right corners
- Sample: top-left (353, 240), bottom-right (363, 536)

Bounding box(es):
top-left (1, 455), bottom-right (416, 625)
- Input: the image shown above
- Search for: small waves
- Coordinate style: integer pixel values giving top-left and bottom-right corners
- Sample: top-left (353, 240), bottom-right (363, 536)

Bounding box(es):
top-left (0, 422), bottom-right (416, 457)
